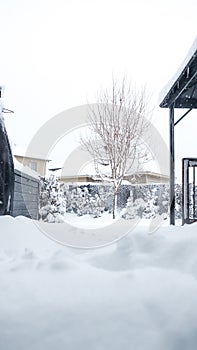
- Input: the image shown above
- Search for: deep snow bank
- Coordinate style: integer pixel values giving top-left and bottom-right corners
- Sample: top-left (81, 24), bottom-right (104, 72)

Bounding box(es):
top-left (1, 215), bottom-right (197, 350)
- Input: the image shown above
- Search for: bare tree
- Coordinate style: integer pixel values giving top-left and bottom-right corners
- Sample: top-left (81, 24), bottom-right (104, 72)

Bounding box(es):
top-left (82, 78), bottom-right (151, 219)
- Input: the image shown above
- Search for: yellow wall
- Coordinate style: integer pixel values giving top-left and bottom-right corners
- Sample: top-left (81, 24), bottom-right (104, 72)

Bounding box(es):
top-left (15, 155), bottom-right (47, 177)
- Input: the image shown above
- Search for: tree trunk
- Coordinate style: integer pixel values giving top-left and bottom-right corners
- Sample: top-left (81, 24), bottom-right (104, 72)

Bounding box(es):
top-left (112, 192), bottom-right (118, 219)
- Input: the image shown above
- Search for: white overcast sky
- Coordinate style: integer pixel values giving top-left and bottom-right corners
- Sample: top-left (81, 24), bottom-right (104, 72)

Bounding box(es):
top-left (1, 0), bottom-right (197, 179)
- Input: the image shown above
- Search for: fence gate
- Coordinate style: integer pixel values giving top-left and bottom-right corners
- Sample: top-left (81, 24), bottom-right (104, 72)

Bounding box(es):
top-left (182, 158), bottom-right (197, 225)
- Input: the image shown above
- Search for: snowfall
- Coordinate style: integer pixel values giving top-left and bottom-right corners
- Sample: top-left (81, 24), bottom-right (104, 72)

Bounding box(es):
top-left (1, 214), bottom-right (197, 350)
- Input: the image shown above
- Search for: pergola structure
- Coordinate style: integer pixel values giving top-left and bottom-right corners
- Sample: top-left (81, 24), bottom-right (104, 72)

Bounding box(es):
top-left (159, 37), bottom-right (197, 225)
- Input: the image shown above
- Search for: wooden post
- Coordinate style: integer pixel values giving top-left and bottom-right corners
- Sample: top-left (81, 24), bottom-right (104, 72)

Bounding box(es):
top-left (169, 106), bottom-right (175, 225)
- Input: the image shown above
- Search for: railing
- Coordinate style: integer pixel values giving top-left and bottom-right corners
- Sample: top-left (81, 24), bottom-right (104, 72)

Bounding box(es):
top-left (182, 158), bottom-right (197, 224)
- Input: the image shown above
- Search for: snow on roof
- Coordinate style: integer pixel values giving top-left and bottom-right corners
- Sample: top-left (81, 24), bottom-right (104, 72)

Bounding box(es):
top-left (159, 36), bottom-right (197, 105)
top-left (14, 157), bottom-right (40, 179)
top-left (134, 170), bottom-right (169, 178)
top-left (13, 144), bottom-right (51, 161)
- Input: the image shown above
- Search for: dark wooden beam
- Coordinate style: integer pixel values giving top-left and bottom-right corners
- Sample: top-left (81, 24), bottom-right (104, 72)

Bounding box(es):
top-left (174, 98), bottom-right (197, 108)
top-left (169, 106), bottom-right (175, 225)
top-left (174, 108), bottom-right (193, 126)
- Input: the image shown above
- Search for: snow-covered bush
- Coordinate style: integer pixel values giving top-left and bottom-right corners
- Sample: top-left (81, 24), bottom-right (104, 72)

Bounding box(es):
top-left (121, 186), bottom-right (158, 220)
top-left (63, 185), bottom-right (106, 218)
top-left (39, 178), bottom-right (182, 221)
top-left (121, 195), bottom-right (146, 220)
top-left (121, 184), bottom-right (182, 220)
top-left (39, 175), bottom-right (66, 223)
top-left (175, 184), bottom-right (182, 219)
top-left (39, 179), bottom-right (111, 221)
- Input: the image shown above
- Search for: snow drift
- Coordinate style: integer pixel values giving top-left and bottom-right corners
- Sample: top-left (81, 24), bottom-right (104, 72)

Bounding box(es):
top-left (1, 215), bottom-right (197, 350)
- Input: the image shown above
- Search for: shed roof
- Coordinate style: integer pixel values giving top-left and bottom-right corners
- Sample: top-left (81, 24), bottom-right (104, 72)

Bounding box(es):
top-left (159, 37), bottom-right (197, 108)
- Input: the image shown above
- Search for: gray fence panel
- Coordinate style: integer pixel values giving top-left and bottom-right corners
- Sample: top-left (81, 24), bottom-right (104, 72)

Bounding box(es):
top-left (12, 169), bottom-right (39, 220)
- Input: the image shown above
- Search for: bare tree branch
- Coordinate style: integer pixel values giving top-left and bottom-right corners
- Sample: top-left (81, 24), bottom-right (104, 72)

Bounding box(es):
top-left (81, 77), bottom-right (152, 218)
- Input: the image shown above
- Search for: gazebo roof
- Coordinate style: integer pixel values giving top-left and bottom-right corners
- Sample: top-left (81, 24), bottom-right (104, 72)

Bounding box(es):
top-left (159, 36), bottom-right (197, 108)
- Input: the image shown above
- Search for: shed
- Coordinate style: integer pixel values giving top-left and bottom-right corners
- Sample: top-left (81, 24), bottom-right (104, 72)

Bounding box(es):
top-left (159, 36), bottom-right (197, 224)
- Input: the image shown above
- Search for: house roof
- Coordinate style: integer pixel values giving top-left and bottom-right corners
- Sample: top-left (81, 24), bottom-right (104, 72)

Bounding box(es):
top-left (159, 36), bottom-right (197, 108)
top-left (13, 145), bottom-right (51, 162)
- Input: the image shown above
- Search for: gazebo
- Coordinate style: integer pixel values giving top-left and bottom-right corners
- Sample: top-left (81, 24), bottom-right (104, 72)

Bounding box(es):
top-left (159, 36), bottom-right (197, 225)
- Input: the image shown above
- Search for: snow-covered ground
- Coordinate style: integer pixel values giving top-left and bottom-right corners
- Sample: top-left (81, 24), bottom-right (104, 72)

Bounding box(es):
top-left (1, 215), bottom-right (197, 350)
top-left (38, 212), bottom-right (142, 248)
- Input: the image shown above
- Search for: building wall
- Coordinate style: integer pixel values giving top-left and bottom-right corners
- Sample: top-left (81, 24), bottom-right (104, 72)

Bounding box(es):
top-left (60, 173), bottom-right (169, 184)
top-left (14, 155), bottom-right (47, 177)
top-left (145, 174), bottom-right (169, 184)
top-left (12, 169), bottom-right (39, 219)
top-left (124, 173), bottom-right (169, 184)
top-left (60, 175), bottom-right (98, 183)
